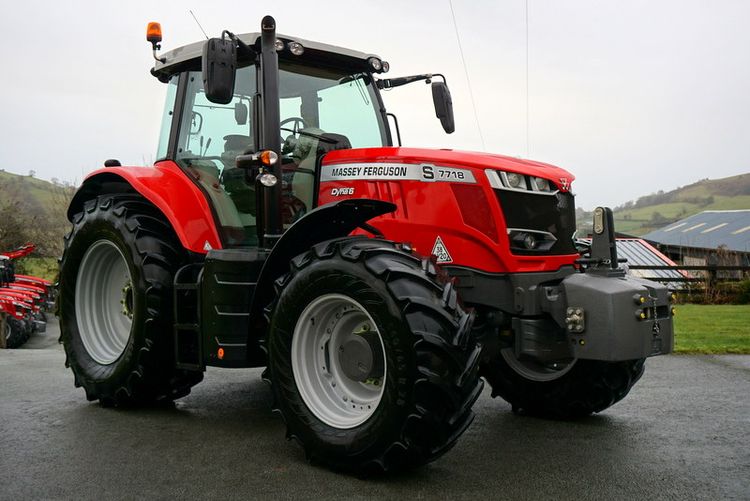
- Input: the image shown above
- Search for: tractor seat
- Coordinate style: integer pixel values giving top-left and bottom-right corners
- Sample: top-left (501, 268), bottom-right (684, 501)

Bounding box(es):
top-left (292, 130), bottom-right (352, 211)
top-left (221, 134), bottom-right (253, 168)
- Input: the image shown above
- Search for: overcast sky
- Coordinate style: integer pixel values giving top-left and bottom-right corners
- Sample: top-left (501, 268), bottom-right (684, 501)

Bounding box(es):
top-left (1, 0), bottom-right (748, 208)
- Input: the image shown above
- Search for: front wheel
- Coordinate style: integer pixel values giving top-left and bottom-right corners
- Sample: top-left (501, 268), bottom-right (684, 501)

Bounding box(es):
top-left (481, 349), bottom-right (645, 419)
top-left (267, 237), bottom-right (483, 473)
top-left (4, 316), bottom-right (29, 348)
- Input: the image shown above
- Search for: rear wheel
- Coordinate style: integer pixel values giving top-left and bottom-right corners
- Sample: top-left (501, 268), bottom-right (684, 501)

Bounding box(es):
top-left (58, 195), bottom-right (202, 406)
top-left (267, 237), bottom-right (483, 473)
top-left (482, 348), bottom-right (645, 418)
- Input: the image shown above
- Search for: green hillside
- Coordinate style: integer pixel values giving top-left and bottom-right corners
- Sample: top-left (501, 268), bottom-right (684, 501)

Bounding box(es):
top-left (0, 169), bottom-right (75, 258)
top-left (0, 170), bottom-right (73, 210)
top-left (579, 173), bottom-right (750, 236)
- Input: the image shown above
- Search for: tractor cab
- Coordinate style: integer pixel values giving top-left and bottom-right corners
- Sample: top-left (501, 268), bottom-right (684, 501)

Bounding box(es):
top-left (151, 30), bottom-right (393, 247)
top-left (148, 20), bottom-right (453, 249)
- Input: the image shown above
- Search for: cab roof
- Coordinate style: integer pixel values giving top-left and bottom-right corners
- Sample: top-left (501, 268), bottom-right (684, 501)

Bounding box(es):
top-left (151, 32), bottom-right (382, 82)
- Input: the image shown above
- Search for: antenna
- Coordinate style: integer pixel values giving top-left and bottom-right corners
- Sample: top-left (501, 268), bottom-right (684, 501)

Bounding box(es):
top-left (189, 10), bottom-right (209, 39)
top-left (448, 0), bottom-right (486, 151)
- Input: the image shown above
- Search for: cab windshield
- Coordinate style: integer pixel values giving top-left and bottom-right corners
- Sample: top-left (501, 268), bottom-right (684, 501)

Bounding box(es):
top-left (278, 62), bottom-right (387, 149)
top-left (170, 62), bottom-right (387, 246)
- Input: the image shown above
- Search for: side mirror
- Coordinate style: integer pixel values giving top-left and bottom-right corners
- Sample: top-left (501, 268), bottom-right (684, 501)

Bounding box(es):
top-left (431, 81), bottom-right (455, 134)
top-left (190, 111), bottom-right (203, 134)
top-left (202, 38), bottom-right (237, 104)
top-left (234, 101), bottom-right (248, 125)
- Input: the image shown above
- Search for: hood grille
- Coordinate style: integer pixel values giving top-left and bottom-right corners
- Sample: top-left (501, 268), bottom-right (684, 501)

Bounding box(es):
top-left (493, 189), bottom-right (577, 256)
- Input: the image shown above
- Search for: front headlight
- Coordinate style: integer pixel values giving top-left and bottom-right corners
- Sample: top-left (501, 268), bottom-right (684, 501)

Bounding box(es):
top-left (506, 172), bottom-right (524, 189)
top-left (533, 176), bottom-right (550, 191)
top-left (508, 229), bottom-right (557, 252)
top-left (488, 170), bottom-right (558, 194)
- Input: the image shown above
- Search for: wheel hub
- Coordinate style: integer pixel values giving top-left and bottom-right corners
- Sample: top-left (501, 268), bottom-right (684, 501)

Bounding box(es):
top-left (338, 328), bottom-right (384, 382)
top-left (291, 294), bottom-right (387, 429)
top-left (121, 282), bottom-right (134, 318)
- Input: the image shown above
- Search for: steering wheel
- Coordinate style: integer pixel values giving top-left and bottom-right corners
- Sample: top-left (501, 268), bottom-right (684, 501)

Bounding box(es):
top-left (280, 117), bottom-right (307, 138)
top-left (280, 117), bottom-right (307, 153)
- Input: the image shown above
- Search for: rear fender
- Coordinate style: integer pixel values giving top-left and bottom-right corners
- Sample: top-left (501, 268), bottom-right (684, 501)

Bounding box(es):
top-left (67, 161), bottom-right (221, 254)
top-left (250, 199), bottom-right (396, 322)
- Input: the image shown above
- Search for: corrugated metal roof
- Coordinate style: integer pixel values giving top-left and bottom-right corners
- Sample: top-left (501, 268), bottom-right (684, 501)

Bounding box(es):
top-left (616, 239), bottom-right (689, 290)
top-left (582, 238), bottom-right (688, 290)
top-left (642, 210), bottom-right (750, 253)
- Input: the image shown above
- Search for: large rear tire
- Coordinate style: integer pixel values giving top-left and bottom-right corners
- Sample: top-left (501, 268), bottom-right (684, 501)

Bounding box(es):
top-left (481, 350), bottom-right (645, 419)
top-left (267, 237), bottom-right (483, 473)
top-left (58, 195), bottom-right (202, 406)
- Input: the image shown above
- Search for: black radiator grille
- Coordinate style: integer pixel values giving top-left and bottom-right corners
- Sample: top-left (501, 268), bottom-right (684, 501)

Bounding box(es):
top-left (494, 189), bottom-right (578, 255)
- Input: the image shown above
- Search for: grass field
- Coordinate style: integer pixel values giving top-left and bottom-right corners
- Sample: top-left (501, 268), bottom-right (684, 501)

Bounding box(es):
top-left (673, 304), bottom-right (750, 354)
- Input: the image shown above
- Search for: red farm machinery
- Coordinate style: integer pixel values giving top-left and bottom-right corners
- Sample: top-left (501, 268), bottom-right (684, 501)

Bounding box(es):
top-left (57, 16), bottom-right (674, 473)
top-left (1, 244), bottom-right (54, 347)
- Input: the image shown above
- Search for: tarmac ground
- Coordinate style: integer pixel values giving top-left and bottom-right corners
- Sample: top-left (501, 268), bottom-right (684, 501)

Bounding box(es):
top-left (1, 318), bottom-right (748, 500)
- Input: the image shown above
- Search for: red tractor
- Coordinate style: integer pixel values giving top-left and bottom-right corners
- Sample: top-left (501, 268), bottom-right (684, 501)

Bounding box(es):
top-left (1, 248), bottom-right (50, 347)
top-left (58, 16), bottom-right (674, 473)
top-left (0, 297), bottom-right (33, 348)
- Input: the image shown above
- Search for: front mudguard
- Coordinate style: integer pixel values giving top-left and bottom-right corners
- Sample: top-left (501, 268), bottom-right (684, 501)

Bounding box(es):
top-left (249, 198), bottom-right (396, 322)
top-left (561, 272), bottom-right (674, 361)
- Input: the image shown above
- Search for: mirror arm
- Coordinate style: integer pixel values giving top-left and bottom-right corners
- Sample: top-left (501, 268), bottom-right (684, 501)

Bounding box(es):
top-left (222, 30), bottom-right (257, 59)
top-left (431, 73), bottom-right (448, 85)
top-left (378, 74), bottom-right (430, 89)
top-left (377, 73), bottom-right (448, 90)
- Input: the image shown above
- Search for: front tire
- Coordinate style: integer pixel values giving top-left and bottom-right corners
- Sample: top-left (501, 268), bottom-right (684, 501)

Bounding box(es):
top-left (267, 237), bottom-right (483, 473)
top-left (481, 350), bottom-right (645, 418)
top-left (58, 195), bottom-right (202, 406)
top-left (4, 316), bottom-right (29, 348)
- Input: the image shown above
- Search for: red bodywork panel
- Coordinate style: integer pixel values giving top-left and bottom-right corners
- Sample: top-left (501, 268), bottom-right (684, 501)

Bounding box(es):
top-left (319, 147), bottom-right (578, 273)
top-left (14, 275), bottom-right (53, 288)
top-left (1, 243), bottom-right (35, 260)
top-left (81, 161), bottom-right (222, 254)
top-left (79, 149), bottom-right (578, 273)
top-left (4, 283), bottom-right (45, 296)
top-left (0, 290), bottom-right (39, 310)
top-left (0, 298), bottom-right (26, 320)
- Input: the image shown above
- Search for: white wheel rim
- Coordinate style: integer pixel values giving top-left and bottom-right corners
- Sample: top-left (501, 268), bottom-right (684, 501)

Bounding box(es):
top-left (75, 240), bottom-right (133, 365)
top-left (291, 293), bottom-right (386, 429)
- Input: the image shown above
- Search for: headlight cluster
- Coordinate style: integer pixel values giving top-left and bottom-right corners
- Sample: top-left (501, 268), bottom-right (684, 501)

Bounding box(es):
top-left (275, 39), bottom-right (305, 55)
top-left (487, 170), bottom-right (557, 194)
top-left (507, 228), bottom-right (557, 252)
top-left (367, 57), bottom-right (389, 73)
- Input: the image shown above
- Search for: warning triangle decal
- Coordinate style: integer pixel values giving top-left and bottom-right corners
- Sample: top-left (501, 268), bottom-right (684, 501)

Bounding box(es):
top-left (431, 236), bottom-right (453, 263)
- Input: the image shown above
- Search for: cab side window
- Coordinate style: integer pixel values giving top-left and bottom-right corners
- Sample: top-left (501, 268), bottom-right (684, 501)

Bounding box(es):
top-left (175, 68), bottom-right (258, 246)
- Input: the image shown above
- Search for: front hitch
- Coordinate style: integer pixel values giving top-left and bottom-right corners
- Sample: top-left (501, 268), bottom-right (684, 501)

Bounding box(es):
top-left (561, 207), bottom-right (674, 361)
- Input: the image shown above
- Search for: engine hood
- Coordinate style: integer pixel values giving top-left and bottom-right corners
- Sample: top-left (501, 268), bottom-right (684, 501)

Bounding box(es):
top-left (323, 147), bottom-right (575, 192)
